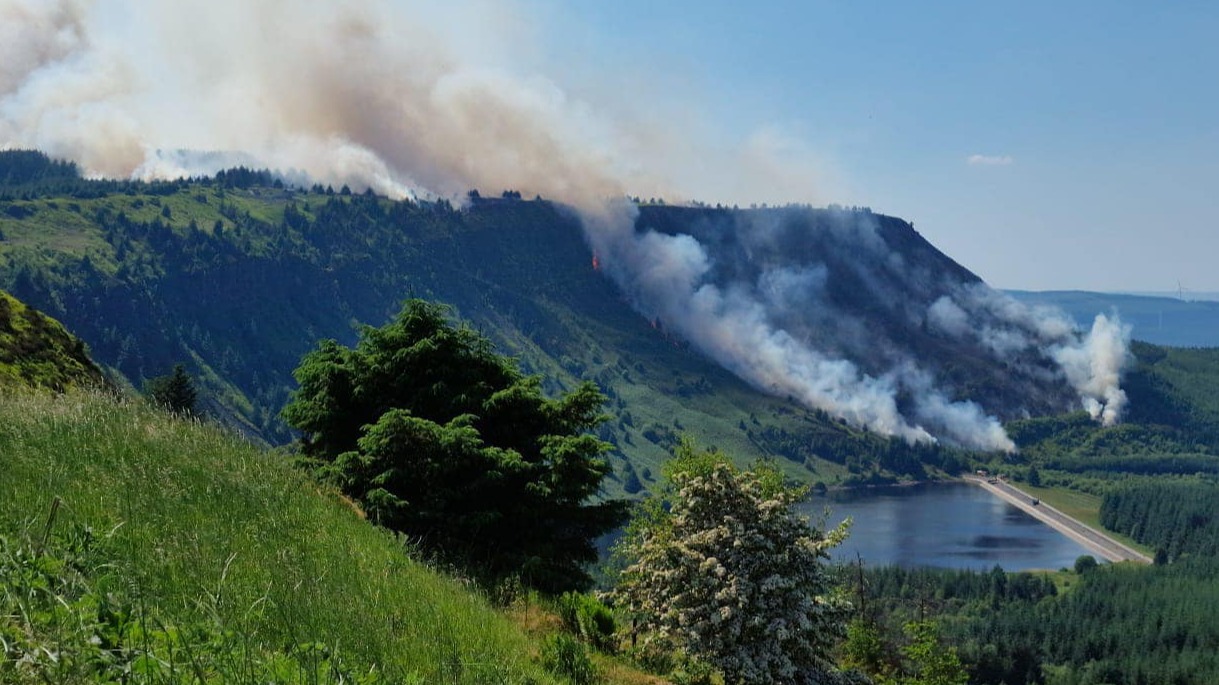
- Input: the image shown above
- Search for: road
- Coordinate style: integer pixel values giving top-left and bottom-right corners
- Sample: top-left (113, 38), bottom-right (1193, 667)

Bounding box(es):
top-left (964, 476), bottom-right (1152, 564)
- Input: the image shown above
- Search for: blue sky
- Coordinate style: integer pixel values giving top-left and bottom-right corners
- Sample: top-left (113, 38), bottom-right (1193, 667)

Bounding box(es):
top-left (541, 0), bottom-right (1219, 292)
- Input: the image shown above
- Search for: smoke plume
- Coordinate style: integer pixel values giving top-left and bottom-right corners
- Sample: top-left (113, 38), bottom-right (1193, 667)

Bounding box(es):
top-left (1, 0), bottom-right (1132, 450)
top-left (1051, 315), bottom-right (1132, 426)
top-left (588, 206), bottom-right (1131, 452)
top-left (0, 0), bottom-right (637, 203)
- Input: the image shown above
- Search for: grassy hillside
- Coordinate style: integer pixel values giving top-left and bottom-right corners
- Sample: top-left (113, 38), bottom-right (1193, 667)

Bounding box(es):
top-left (0, 389), bottom-right (560, 683)
top-left (0, 289), bottom-right (105, 390)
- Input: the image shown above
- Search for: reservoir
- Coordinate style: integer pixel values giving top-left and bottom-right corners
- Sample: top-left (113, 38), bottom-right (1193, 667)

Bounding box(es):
top-left (801, 481), bottom-right (1094, 571)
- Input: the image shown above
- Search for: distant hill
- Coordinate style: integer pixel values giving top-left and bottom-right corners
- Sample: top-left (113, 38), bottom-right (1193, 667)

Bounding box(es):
top-left (0, 288), bottom-right (105, 390)
top-left (1007, 290), bottom-right (1219, 348)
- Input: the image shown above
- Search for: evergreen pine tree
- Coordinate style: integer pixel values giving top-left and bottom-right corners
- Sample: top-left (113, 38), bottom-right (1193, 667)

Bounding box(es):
top-left (145, 364), bottom-right (197, 416)
top-left (281, 299), bottom-right (627, 592)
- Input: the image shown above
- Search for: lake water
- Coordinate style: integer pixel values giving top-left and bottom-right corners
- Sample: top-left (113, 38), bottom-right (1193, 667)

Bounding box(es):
top-left (800, 482), bottom-right (1094, 571)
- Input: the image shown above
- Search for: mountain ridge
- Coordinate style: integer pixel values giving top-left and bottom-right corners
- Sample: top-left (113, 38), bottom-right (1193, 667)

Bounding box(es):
top-left (0, 151), bottom-right (1157, 490)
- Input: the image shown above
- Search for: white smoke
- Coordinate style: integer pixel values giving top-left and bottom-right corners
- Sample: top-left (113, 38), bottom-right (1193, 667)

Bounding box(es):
top-left (1, 0), bottom-right (1132, 450)
top-left (927, 284), bottom-right (1133, 425)
top-left (585, 206), bottom-right (932, 444)
top-left (585, 206), bottom-right (1020, 452)
top-left (1051, 314), bottom-right (1132, 425)
top-left (586, 204), bottom-right (1132, 451)
top-left (927, 296), bottom-right (971, 338)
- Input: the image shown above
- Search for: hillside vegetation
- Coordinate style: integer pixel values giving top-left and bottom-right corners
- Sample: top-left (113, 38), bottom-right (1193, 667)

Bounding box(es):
top-left (0, 288), bottom-right (656, 684)
top-left (0, 389), bottom-right (565, 683)
top-left (4, 151), bottom-right (1218, 490)
top-left (0, 288), bottom-right (105, 390)
top-left (998, 342), bottom-right (1219, 489)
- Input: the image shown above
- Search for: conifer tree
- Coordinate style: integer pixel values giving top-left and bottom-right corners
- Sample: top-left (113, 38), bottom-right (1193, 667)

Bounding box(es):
top-left (282, 299), bottom-right (626, 592)
top-left (144, 364), bottom-right (197, 416)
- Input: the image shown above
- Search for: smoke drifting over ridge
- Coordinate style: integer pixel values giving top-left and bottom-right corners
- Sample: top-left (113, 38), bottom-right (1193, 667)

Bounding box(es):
top-left (2, 0), bottom-right (1131, 450)
top-left (589, 206), bottom-right (1131, 452)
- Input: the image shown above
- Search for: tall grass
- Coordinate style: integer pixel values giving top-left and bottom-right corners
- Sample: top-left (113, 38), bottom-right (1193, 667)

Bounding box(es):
top-left (0, 389), bottom-right (556, 684)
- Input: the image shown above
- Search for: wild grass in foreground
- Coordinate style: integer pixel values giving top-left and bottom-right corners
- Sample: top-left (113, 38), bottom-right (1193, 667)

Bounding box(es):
top-left (0, 389), bottom-right (558, 684)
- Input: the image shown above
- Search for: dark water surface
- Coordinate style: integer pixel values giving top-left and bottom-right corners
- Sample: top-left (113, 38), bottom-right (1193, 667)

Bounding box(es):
top-left (800, 482), bottom-right (1094, 570)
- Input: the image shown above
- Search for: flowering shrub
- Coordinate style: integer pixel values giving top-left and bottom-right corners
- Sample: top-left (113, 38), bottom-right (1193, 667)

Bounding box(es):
top-left (613, 444), bottom-right (852, 684)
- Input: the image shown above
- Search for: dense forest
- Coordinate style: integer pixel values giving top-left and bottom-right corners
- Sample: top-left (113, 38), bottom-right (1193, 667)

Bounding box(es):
top-left (1100, 480), bottom-right (1219, 560)
top-left (850, 558), bottom-right (1219, 685)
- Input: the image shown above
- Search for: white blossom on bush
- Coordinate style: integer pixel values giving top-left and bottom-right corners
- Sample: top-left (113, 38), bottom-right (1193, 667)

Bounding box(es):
top-left (613, 444), bottom-right (853, 685)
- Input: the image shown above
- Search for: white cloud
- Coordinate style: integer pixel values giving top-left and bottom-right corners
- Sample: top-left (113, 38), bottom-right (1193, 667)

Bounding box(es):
top-left (967, 154), bottom-right (1014, 166)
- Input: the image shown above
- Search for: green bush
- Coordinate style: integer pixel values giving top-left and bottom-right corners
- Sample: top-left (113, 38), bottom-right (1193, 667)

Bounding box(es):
top-left (281, 299), bottom-right (627, 592)
top-left (557, 592), bottom-right (617, 653)
top-left (668, 658), bottom-right (716, 685)
top-left (541, 633), bottom-right (598, 685)
top-left (625, 645), bottom-right (713, 685)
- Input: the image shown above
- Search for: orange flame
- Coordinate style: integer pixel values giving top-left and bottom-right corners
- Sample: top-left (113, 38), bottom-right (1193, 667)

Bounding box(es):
top-left (592, 253), bottom-right (601, 271)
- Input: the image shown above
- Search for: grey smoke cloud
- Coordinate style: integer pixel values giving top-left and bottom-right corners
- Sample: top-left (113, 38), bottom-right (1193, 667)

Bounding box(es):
top-left (0, 0), bottom-right (86, 95)
top-left (928, 296), bottom-right (971, 338)
top-left (1, 0), bottom-right (1132, 449)
top-left (587, 207), bottom-right (1027, 452)
top-left (584, 205), bottom-right (937, 445)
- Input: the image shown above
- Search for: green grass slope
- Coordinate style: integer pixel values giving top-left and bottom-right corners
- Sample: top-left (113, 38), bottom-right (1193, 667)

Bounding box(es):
top-left (0, 289), bottom-right (105, 390)
top-left (0, 389), bottom-right (558, 684)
